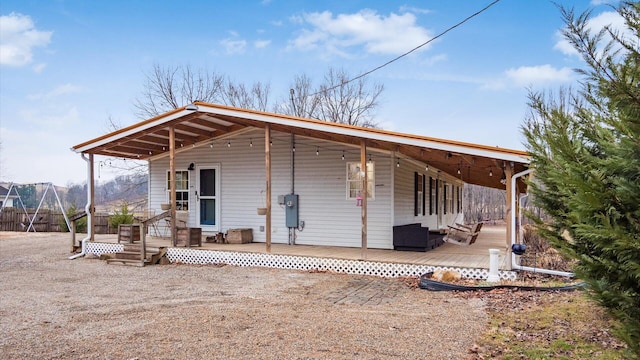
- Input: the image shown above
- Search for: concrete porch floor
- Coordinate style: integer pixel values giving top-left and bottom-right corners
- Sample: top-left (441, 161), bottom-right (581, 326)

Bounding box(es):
top-left (96, 224), bottom-right (510, 270)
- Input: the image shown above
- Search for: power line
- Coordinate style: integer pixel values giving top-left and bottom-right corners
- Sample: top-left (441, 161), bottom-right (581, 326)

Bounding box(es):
top-left (299, 0), bottom-right (502, 100)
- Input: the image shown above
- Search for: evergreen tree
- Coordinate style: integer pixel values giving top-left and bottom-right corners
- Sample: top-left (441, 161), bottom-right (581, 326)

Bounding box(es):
top-left (523, 2), bottom-right (640, 357)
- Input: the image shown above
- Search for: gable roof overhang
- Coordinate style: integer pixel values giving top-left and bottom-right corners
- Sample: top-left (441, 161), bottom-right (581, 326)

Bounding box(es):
top-left (72, 102), bottom-right (530, 190)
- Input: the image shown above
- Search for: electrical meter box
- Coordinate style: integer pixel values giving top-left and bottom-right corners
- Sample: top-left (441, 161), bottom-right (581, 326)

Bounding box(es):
top-left (284, 194), bottom-right (299, 228)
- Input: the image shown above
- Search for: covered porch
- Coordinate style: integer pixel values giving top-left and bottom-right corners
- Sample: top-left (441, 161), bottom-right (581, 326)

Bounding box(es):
top-left (89, 224), bottom-right (513, 279)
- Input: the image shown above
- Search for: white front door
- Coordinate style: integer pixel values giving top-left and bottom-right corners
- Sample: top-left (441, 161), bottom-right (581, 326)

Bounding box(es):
top-left (196, 165), bottom-right (220, 232)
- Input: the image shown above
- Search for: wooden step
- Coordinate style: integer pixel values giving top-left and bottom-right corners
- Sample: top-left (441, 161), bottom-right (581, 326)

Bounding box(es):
top-left (114, 251), bottom-right (149, 260)
top-left (122, 244), bottom-right (161, 253)
top-left (106, 258), bottom-right (148, 267)
top-left (106, 246), bottom-right (168, 266)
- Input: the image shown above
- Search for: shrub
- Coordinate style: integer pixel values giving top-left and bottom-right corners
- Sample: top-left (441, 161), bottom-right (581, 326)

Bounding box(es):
top-left (60, 204), bottom-right (87, 233)
top-left (108, 202), bottom-right (135, 229)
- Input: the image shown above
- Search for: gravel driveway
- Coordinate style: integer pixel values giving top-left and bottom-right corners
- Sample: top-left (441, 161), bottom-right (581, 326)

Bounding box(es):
top-left (0, 232), bottom-right (486, 359)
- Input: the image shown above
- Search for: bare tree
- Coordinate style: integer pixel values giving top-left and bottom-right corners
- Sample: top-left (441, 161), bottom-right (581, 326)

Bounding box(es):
top-left (278, 74), bottom-right (321, 118)
top-left (316, 68), bottom-right (383, 127)
top-left (134, 64), bottom-right (225, 118)
top-left (222, 80), bottom-right (271, 111)
top-left (276, 69), bottom-right (384, 127)
top-left (463, 184), bottom-right (506, 223)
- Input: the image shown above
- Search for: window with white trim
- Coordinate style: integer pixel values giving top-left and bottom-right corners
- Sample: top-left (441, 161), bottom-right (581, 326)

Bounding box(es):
top-left (167, 170), bottom-right (189, 210)
top-left (414, 172), bottom-right (425, 216)
top-left (347, 162), bottom-right (374, 199)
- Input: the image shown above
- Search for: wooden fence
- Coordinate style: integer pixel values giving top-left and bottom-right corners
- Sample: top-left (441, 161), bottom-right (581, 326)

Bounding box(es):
top-left (0, 207), bottom-right (120, 234)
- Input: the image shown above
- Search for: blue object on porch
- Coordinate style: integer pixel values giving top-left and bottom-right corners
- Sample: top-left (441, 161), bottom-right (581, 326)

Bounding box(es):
top-left (511, 243), bottom-right (527, 255)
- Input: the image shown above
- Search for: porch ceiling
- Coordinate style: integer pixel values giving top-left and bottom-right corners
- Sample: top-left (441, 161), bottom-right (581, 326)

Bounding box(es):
top-left (72, 102), bottom-right (530, 190)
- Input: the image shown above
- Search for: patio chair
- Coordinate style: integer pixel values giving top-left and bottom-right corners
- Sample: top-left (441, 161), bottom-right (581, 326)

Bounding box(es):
top-left (163, 211), bottom-right (188, 237)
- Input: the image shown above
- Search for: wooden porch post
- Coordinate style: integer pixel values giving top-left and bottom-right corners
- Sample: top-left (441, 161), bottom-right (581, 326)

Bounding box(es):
top-left (169, 126), bottom-right (177, 246)
top-left (265, 124), bottom-right (272, 253)
top-left (88, 153), bottom-right (95, 242)
top-left (504, 163), bottom-right (513, 270)
top-left (360, 140), bottom-right (367, 259)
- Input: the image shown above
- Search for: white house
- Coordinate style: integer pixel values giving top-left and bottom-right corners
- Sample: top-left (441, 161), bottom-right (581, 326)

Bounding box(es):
top-left (0, 185), bottom-right (17, 208)
top-left (72, 102), bottom-right (530, 253)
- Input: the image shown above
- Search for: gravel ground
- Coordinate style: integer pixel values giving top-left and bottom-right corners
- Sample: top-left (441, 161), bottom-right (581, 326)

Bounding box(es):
top-left (0, 232), bottom-right (487, 359)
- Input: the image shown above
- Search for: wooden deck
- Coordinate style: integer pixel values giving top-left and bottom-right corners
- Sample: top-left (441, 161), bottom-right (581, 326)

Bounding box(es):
top-left (96, 225), bottom-right (510, 270)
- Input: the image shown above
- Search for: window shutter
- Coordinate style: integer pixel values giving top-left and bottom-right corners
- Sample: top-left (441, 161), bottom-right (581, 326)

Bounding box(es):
top-left (443, 183), bottom-right (447, 214)
top-left (435, 179), bottom-right (439, 215)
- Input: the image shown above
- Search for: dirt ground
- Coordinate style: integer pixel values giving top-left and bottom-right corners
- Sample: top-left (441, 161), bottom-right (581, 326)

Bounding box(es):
top-left (0, 232), bottom-right (487, 359)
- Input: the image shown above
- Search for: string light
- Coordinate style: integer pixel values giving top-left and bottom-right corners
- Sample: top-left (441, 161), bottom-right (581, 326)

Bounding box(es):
top-left (341, 151), bottom-right (345, 160)
top-left (316, 147), bottom-right (319, 156)
top-left (368, 154), bottom-right (372, 163)
top-left (396, 159), bottom-right (400, 167)
top-left (457, 167), bottom-right (461, 175)
top-left (293, 144), bottom-right (296, 152)
top-left (227, 140), bottom-right (231, 148)
top-left (210, 143), bottom-right (213, 148)
top-left (250, 139), bottom-right (253, 147)
top-left (489, 169), bottom-right (493, 177)
top-left (425, 163), bottom-right (429, 171)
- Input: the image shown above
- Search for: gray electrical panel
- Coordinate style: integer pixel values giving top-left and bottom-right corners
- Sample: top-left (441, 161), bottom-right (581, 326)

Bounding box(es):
top-left (284, 194), bottom-right (299, 228)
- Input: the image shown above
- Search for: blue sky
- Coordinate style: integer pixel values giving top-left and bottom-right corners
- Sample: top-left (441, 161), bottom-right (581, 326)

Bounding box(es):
top-left (0, 0), bottom-right (624, 185)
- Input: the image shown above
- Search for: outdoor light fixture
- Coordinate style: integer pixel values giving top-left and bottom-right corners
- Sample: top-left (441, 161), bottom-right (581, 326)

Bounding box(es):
top-left (368, 154), bottom-right (372, 163)
top-left (227, 141), bottom-right (231, 148)
top-left (250, 139), bottom-right (253, 147)
top-left (210, 143), bottom-right (213, 148)
top-left (425, 163), bottom-right (429, 171)
top-left (457, 167), bottom-right (461, 175)
top-left (500, 171), bottom-right (507, 185)
top-left (185, 103), bottom-right (198, 111)
top-left (316, 147), bottom-right (319, 156)
top-left (292, 144), bottom-right (296, 152)
top-left (396, 159), bottom-right (400, 167)
top-left (489, 168), bottom-right (493, 177)
top-left (188, 163), bottom-right (195, 170)
top-left (341, 151), bottom-right (345, 160)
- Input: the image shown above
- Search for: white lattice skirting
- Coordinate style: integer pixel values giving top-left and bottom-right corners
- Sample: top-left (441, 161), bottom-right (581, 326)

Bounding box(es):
top-left (85, 242), bottom-right (516, 280)
top-left (87, 242), bottom-right (124, 256)
top-left (165, 247), bottom-right (517, 280)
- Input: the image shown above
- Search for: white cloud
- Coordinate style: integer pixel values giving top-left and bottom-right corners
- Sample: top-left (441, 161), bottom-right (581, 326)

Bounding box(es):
top-left (219, 38), bottom-right (247, 55)
top-left (554, 10), bottom-right (628, 56)
top-left (254, 39), bottom-right (271, 49)
top-left (289, 9), bottom-right (433, 56)
top-left (19, 105), bottom-right (80, 127)
top-left (0, 12), bottom-right (52, 66)
top-left (32, 62), bottom-right (46, 73)
top-left (398, 6), bottom-right (433, 15)
top-left (27, 83), bottom-right (82, 100)
top-left (505, 64), bottom-right (573, 87)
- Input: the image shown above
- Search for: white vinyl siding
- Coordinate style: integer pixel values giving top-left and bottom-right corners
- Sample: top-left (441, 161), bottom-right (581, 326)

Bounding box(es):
top-left (394, 159), bottom-right (464, 231)
top-left (148, 129), bottom-right (394, 249)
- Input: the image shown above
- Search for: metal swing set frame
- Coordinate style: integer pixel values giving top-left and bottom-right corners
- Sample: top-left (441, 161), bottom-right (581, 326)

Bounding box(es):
top-left (0, 182), bottom-right (71, 232)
